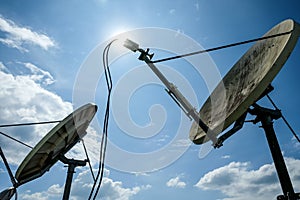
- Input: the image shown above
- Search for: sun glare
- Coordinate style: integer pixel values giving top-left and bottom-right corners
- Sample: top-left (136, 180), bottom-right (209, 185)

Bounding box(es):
top-left (109, 27), bottom-right (132, 38)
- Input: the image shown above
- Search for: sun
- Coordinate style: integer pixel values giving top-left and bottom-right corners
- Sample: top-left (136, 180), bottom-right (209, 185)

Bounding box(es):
top-left (108, 26), bottom-right (132, 38)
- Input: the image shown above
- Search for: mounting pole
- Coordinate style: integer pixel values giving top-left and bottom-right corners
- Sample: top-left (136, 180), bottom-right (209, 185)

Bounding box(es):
top-left (123, 39), bottom-right (217, 144)
top-left (60, 155), bottom-right (87, 200)
top-left (140, 52), bottom-right (217, 143)
top-left (249, 104), bottom-right (299, 200)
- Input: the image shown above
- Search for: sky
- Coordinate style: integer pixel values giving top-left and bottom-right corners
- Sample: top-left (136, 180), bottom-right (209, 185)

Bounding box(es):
top-left (1, 0), bottom-right (300, 200)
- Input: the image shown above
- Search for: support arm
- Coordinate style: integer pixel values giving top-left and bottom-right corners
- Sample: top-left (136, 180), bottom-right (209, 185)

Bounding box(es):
top-left (136, 47), bottom-right (217, 144)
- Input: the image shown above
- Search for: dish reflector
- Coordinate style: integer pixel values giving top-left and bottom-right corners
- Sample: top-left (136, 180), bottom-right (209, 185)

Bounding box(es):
top-left (15, 103), bottom-right (97, 185)
top-left (0, 187), bottom-right (15, 200)
top-left (190, 19), bottom-right (300, 144)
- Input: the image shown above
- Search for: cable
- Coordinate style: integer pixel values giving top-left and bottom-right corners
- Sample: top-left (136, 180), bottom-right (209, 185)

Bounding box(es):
top-left (151, 30), bottom-right (293, 63)
top-left (0, 147), bottom-right (18, 200)
top-left (81, 139), bottom-right (96, 182)
top-left (266, 94), bottom-right (300, 143)
top-left (0, 120), bottom-right (61, 128)
top-left (88, 40), bottom-right (116, 200)
top-left (0, 131), bottom-right (33, 149)
top-left (0, 120), bottom-right (61, 149)
top-left (0, 147), bottom-right (17, 186)
top-left (93, 39), bottom-right (114, 199)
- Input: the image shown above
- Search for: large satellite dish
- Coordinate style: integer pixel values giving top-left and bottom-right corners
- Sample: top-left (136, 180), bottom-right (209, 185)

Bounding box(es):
top-left (124, 19), bottom-right (300, 199)
top-left (15, 103), bottom-right (97, 185)
top-left (189, 19), bottom-right (300, 144)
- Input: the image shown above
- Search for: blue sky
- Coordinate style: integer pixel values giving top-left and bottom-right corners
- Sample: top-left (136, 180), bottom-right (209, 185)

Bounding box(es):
top-left (1, 0), bottom-right (300, 200)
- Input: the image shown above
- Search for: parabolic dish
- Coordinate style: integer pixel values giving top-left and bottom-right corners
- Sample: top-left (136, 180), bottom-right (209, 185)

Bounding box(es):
top-left (15, 103), bottom-right (97, 185)
top-left (190, 19), bottom-right (300, 144)
top-left (0, 187), bottom-right (15, 200)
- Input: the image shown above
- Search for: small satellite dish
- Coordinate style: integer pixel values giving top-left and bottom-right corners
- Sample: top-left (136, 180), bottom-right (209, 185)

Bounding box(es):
top-left (15, 103), bottom-right (97, 185)
top-left (190, 19), bottom-right (300, 144)
top-left (0, 187), bottom-right (15, 200)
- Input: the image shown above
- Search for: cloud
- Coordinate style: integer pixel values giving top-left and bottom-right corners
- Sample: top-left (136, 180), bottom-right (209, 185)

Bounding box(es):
top-left (0, 16), bottom-right (56, 52)
top-left (171, 139), bottom-right (191, 148)
top-left (131, 172), bottom-right (150, 177)
top-left (195, 158), bottom-right (300, 200)
top-left (0, 62), bottom-right (9, 72)
top-left (21, 184), bottom-right (64, 200)
top-left (0, 63), bottom-right (72, 165)
top-left (20, 169), bottom-right (151, 200)
top-left (195, 2), bottom-right (200, 11)
top-left (291, 136), bottom-right (300, 149)
top-left (166, 176), bottom-right (186, 188)
top-left (21, 62), bottom-right (55, 85)
top-left (22, 192), bottom-right (51, 200)
top-left (95, 178), bottom-right (141, 200)
top-left (169, 9), bottom-right (176, 15)
top-left (221, 155), bottom-right (230, 159)
top-left (6, 62), bottom-right (56, 86)
top-left (0, 167), bottom-right (5, 173)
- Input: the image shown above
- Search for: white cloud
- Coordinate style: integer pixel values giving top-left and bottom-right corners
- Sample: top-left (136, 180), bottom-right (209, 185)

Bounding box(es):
top-left (195, 2), bottom-right (200, 11)
top-left (171, 139), bottom-right (191, 148)
top-left (195, 158), bottom-right (300, 200)
top-left (21, 62), bottom-right (55, 85)
top-left (291, 136), bottom-right (300, 149)
top-left (0, 61), bottom-right (9, 72)
top-left (169, 9), bottom-right (176, 15)
top-left (22, 192), bottom-right (50, 200)
top-left (0, 167), bottom-right (5, 173)
top-left (132, 172), bottom-right (150, 177)
top-left (0, 37), bottom-right (28, 52)
top-left (72, 169), bottom-right (152, 200)
top-left (166, 176), bottom-right (186, 188)
top-left (95, 178), bottom-right (141, 200)
top-left (21, 184), bottom-right (64, 200)
top-left (0, 16), bottom-right (56, 52)
top-left (20, 169), bottom-right (151, 200)
top-left (0, 65), bottom-right (72, 165)
top-left (221, 155), bottom-right (230, 159)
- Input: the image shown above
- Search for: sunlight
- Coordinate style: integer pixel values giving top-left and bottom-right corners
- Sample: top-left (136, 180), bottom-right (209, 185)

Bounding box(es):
top-left (108, 26), bottom-right (132, 38)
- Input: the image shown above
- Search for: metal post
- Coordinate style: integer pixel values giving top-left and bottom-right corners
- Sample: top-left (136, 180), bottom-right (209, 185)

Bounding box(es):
top-left (63, 163), bottom-right (76, 200)
top-left (249, 105), bottom-right (297, 200)
top-left (60, 155), bottom-right (87, 200)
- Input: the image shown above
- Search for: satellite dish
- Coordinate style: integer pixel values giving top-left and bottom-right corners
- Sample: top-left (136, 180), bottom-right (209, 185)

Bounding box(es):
top-left (15, 103), bottom-right (97, 185)
top-left (189, 19), bottom-right (300, 144)
top-left (0, 187), bottom-right (15, 200)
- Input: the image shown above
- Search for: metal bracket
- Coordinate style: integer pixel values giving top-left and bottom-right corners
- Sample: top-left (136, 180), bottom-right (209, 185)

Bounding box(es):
top-left (59, 155), bottom-right (87, 200)
top-left (165, 89), bottom-right (193, 120)
top-left (214, 111), bottom-right (247, 148)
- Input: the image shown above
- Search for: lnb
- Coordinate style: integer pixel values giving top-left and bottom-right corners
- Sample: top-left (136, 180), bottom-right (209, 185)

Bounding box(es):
top-left (124, 39), bottom-right (140, 52)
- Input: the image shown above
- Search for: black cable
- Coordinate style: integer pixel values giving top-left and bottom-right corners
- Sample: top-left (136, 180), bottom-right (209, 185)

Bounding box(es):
top-left (0, 147), bottom-right (18, 200)
top-left (81, 139), bottom-right (96, 181)
top-left (151, 30), bottom-right (293, 63)
top-left (0, 120), bottom-right (61, 149)
top-left (93, 40), bottom-right (115, 199)
top-left (0, 147), bottom-right (17, 186)
top-left (0, 120), bottom-right (61, 128)
top-left (88, 40), bottom-right (116, 200)
top-left (0, 131), bottom-right (33, 149)
top-left (266, 94), bottom-right (300, 143)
